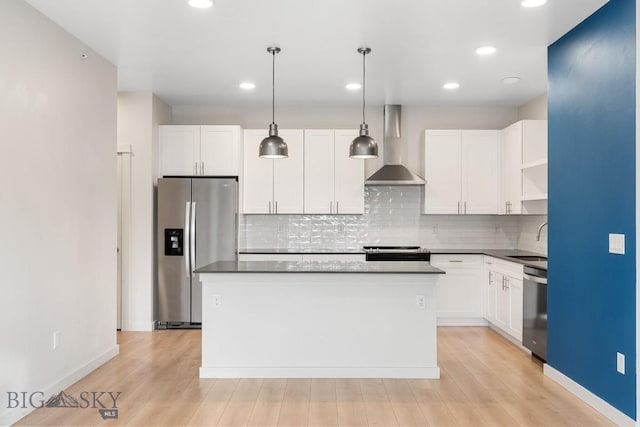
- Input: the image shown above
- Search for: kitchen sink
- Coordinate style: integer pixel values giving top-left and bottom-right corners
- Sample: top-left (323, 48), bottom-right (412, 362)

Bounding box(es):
top-left (508, 255), bottom-right (547, 262)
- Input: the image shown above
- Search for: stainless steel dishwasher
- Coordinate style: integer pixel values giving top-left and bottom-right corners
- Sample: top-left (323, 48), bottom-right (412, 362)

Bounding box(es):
top-left (522, 265), bottom-right (548, 361)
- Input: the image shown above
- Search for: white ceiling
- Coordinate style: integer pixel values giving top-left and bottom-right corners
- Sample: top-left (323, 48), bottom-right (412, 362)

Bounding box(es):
top-left (25, 0), bottom-right (607, 108)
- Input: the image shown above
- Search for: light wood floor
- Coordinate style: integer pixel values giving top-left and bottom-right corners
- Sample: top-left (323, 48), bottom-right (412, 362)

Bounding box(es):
top-left (16, 327), bottom-right (614, 426)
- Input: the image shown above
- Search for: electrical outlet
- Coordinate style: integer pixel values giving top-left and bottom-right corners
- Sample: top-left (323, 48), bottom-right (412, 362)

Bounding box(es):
top-left (53, 331), bottom-right (60, 350)
top-left (609, 233), bottom-right (625, 255)
top-left (213, 295), bottom-right (221, 308)
top-left (416, 295), bottom-right (425, 309)
top-left (432, 224), bottom-right (438, 234)
top-left (617, 352), bottom-right (625, 374)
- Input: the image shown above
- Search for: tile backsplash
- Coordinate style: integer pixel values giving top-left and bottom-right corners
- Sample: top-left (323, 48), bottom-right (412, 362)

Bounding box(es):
top-left (240, 186), bottom-right (539, 251)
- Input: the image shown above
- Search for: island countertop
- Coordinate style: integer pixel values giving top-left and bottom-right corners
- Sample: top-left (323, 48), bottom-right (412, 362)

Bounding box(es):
top-left (195, 260), bottom-right (445, 274)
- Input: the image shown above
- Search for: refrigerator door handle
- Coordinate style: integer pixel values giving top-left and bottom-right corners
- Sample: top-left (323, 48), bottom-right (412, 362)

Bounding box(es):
top-left (184, 202), bottom-right (191, 277)
top-left (190, 201), bottom-right (197, 273)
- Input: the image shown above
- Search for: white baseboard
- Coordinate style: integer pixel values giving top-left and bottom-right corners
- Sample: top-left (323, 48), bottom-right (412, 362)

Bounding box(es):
top-left (200, 366), bottom-right (441, 379)
top-left (0, 345), bottom-right (119, 427)
top-left (437, 317), bottom-right (488, 326)
top-left (544, 364), bottom-right (636, 426)
top-left (121, 321), bottom-right (154, 331)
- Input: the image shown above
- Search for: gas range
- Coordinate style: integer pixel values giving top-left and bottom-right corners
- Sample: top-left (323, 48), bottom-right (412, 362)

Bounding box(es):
top-left (362, 246), bottom-right (431, 262)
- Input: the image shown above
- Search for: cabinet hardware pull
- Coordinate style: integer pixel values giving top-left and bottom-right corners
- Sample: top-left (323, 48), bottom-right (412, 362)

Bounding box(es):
top-left (449, 260), bottom-right (463, 263)
top-left (201, 161), bottom-right (204, 175)
top-left (464, 201), bottom-right (467, 214)
top-left (457, 201), bottom-right (460, 214)
top-left (336, 201), bottom-right (339, 214)
top-left (268, 201), bottom-right (271, 214)
top-left (330, 201), bottom-right (333, 214)
top-left (275, 201), bottom-right (278, 214)
top-left (194, 162), bottom-right (198, 174)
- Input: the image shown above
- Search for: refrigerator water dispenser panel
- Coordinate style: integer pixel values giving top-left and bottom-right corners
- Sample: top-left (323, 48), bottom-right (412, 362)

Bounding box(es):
top-left (164, 229), bottom-right (184, 256)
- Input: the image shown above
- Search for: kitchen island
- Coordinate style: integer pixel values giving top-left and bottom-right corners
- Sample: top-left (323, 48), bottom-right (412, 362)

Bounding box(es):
top-left (196, 260), bottom-right (445, 379)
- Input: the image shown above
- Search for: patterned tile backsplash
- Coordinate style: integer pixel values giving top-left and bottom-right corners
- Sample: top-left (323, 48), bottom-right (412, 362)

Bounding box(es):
top-left (240, 186), bottom-right (546, 253)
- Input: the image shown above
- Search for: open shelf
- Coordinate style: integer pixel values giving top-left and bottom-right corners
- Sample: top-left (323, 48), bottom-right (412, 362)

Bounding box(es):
top-left (521, 193), bottom-right (548, 201)
top-left (521, 159), bottom-right (548, 170)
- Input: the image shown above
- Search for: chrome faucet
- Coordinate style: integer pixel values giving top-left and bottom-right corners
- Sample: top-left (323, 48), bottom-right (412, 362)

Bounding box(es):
top-left (536, 222), bottom-right (548, 241)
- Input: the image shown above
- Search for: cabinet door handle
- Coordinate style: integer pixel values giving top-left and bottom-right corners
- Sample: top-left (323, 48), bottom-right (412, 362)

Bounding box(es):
top-left (330, 201), bottom-right (333, 214)
top-left (268, 201), bottom-right (271, 214)
top-left (194, 162), bottom-right (198, 174)
top-left (336, 201), bottom-right (339, 214)
top-left (275, 201), bottom-right (278, 214)
top-left (457, 201), bottom-right (460, 214)
top-left (501, 277), bottom-right (505, 290)
top-left (201, 161), bottom-right (204, 175)
top-left (464, 201), bottom-right (467, 214)
top-left (504, 277), bottom-right (510, 289)
top-left (449, 260), bottom-right (463, 263)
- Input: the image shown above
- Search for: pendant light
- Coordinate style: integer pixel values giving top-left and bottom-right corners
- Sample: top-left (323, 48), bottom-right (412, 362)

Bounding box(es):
top-left (259, 47), bottom-right (288, 158)
top-left (349, 47), bottom-right (378, 159)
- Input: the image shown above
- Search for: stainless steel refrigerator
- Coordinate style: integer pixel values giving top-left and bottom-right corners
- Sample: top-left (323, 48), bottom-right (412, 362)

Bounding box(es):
top-left (156, 177), bottom-right (237, 328)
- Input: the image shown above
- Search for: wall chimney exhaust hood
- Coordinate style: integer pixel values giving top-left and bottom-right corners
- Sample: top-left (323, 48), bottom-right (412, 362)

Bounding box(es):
top-left (365, 105), bottom-right (426, 185)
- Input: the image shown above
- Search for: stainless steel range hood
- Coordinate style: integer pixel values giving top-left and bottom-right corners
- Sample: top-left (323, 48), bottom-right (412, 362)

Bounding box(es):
top-left (365, 105), bottom-right (426, 185)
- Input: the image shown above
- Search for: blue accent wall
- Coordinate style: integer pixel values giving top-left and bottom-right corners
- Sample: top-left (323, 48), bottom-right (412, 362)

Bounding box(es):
top-left (548, 0), bottom-right (636, 419)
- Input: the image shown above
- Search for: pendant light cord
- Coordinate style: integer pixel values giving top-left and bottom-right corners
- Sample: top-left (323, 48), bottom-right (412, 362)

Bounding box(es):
top-left (272, 49), bottom-right (275, 125)
top-left (362, 51), bottom-right (366, 125)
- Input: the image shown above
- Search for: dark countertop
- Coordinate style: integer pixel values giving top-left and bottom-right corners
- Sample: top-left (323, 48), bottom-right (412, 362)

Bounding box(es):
top-left (195, 260), bottom-right (445, 274)
top-left (239, 248), bottom-right (547, 270)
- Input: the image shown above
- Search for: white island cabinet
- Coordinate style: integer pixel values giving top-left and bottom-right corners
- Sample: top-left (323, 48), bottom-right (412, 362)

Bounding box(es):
top-left (196, 261), bottom-right (444, 379)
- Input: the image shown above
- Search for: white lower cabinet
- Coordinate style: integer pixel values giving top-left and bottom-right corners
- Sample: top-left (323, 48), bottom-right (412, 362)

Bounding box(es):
top-left (430, 255), bottom-right (486, 326)
top-left (484, 256), bottom-right (524, 341)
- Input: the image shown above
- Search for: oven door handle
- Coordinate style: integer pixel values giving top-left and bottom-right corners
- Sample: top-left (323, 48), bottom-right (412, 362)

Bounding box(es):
top-left (523, 273), bottom-right (547, 285)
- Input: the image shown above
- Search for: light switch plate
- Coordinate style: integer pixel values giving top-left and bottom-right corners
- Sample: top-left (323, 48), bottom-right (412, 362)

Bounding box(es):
top-left (609, 234), bottom-right (625, 255)
top-left (617, 352), bottom-right (625, 374)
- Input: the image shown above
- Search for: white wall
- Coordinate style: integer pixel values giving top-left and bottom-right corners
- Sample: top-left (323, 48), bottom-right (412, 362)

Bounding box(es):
top-left (518, 93), bottom-right (548, 120)
top-left (117, 93), bottom-right (171, 331)
top-left (0, 1), bottom-right (118, 425)
top-left (171, 104), bottom-right (518, 177)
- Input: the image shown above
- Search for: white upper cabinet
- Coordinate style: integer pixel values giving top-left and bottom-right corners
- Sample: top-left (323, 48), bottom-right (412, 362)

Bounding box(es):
top-left (499, 120), bottom-right (547, 215)
top-left (159, 125), bottom-right (241, 176)
top-left (520, 120), bottom-right (548, 214)
top-left (304, 130), bottom-right (334, 214)
top-left (243, 129), bottom-right (304, 214)
top-left (159, 125), bottom-right (200, 176)
top-left (424, 130), bottom-right (462, 214)
top-left (424, 129), bottom-right (498, 214)
top-left (500, 122), bottom-right (523, 215)
top-left (461, 130), bottom-right (499, 214)
top-left (334, 130), bottom-right (365, 214)
top-left (200, 126), bottom-right (241, 176)
top-left (304, 129), bottom-right (364, 214)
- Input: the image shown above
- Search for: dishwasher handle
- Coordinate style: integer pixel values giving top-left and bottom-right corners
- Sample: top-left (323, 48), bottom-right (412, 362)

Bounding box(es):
top-left (524, 273), bottom-right (547, 285)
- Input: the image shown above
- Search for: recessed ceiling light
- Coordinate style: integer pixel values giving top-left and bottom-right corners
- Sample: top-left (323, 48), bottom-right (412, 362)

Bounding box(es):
top-left (502, 77), bottom-right (521, 84)
top-left (443, 82), bottom-right (460, 90)
top-left (521, 0), bottom-right (547, 7)
top-left (345, 83), bottom-right (362, 90)
top-left (239, 82), bottom-right (256, 90)
top-left (475, 45), bottom-right (497, 55)
top-left (188, 0), bottom-right (213, 9)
